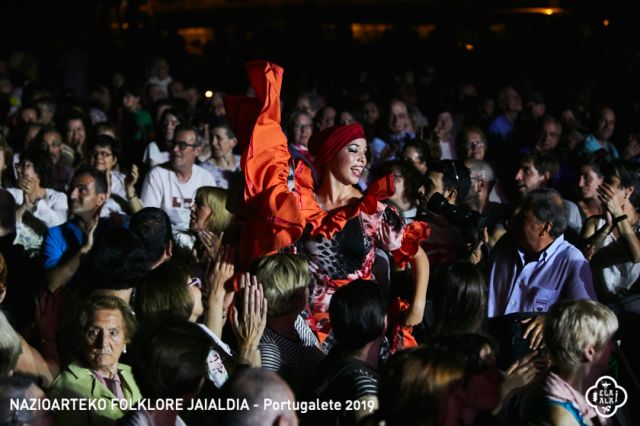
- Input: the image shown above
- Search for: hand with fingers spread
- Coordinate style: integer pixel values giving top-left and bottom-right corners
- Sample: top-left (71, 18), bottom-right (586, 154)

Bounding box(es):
top-left (521, 315), bottom-right (546, 351)
top-left (232, 281), bottom-right (268, 367)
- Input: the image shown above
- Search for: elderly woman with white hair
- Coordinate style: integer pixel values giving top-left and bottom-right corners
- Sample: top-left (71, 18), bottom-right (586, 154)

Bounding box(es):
top-left (520, 300), bottom-right (618, 425)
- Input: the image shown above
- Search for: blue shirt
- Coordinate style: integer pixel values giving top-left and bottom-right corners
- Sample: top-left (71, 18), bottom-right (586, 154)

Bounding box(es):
top-left (42, 222), bottom-right (83, 271)
top-left (488, 114), bottom-right (515, 142)
top-left (579, 134), bottom-right (619, 159)
top-left (487, 234), bottom-right (595, 317)
top-left (42, 216), bottom-right (129, 271)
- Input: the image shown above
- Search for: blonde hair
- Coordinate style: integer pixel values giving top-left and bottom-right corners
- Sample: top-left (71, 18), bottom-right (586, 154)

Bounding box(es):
top-left (254, 254), bottom-right (310, 318)
top-left (0, 311), bottom-right (21, 377)
top-left (544, 300), bottom-right (618, 369)
top-left (195, 187), bottom-right (233, 234)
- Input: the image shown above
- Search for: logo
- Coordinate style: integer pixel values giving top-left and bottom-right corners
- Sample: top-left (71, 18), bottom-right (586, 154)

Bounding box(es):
top-left (586, 376), bottom-right (627, 417)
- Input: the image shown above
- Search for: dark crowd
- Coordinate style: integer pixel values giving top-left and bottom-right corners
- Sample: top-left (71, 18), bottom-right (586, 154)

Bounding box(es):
top-left (0, 42), bottom-right (639, 426)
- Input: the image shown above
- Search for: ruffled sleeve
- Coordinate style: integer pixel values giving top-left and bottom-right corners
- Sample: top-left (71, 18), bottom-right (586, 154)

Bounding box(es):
top-left (391, 220), bottom-right (431, 269)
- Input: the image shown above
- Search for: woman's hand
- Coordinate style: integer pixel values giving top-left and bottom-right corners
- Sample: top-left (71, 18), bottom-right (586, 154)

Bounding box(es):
top-left (232, 281), bottom-right (267, 366)
top-left (204, 244), bottom-right (236, 337)
top-left (125, 164), bottom-right (139, 198)
top-left (206, 244), bottom-right (236, 311)
top-left (494, 352), bottom-right (539, 414)
top-left (597, 183), bottom-right (624, 218)
top-left (198, 230), bottom-right (223, 261)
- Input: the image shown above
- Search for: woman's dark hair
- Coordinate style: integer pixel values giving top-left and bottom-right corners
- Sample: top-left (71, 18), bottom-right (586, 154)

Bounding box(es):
top-left (21, 146), bottom-right (54, 188)
top-left (378, 345), bottom-right (465, 426)
top-left (134, 259), bottom-right (193, 324)
top-left (578, 150), bottom-right (609, 178)
top-left (372, 159), bottom-right (422, 208)
top-left (429, 333), bottom-right (498, 388)
top-left (90, 134), bottom-right (122, 160)
top-left (129, 317), bottom-right (210, 399)
top-left (430, 261), bottom-right (487, 337)
top-left (329, 279), bottom-right (386, 351)
top-left (210, 116), bottom-right (236, 140)
top-left (601, 159), bottom-right (640, 208)
top-left (403, 138), bottom-right (431, 165)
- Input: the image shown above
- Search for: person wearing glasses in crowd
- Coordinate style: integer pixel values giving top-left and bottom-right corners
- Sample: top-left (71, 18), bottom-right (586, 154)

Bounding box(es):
top-left (140, 124), bottom-right (215, 249)
top-left (142, 108), bottom-right (186, 168)
top-left (89, 134), bottom-right (141, 217)
top-left (37, 126), bottom-right (74, 192)
top-left (287, 109), bottom-right (318, 185)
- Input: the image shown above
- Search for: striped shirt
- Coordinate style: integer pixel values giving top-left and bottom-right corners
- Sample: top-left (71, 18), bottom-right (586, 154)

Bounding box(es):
top-left (260, 315), bottom-right (326, 395)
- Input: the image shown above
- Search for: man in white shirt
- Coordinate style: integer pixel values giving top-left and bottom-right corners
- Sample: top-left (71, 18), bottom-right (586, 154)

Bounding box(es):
top-left (141, 125), bottom-right (215, 248)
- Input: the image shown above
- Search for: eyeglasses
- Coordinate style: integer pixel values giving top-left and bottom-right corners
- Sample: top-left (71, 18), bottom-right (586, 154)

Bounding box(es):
top-left (467, 140), bottom-right (485, 149)
top-left (92, 150), bottom-right (113, 158)
top-left (173, 141), bottom-right (198, 150)
top-left (293, 124), bottom-right (312, 130)
top-left (187, 277), bottom-right (202, 289)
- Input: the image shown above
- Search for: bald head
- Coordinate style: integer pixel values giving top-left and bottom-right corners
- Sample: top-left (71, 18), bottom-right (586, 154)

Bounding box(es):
top-left (220, 368), bottom-right (298, 426)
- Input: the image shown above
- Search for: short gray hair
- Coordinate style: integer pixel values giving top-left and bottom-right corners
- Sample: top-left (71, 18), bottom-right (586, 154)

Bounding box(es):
top-left (544, 300), bottom-right (618, 370)
top-left (465, 159), bottom-right (495, 183)
top-left (522, 188), bottom-right (567, 238)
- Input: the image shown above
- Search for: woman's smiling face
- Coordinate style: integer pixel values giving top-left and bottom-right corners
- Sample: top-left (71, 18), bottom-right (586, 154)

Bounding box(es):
top-left (329, 138), bottom-right (368, 185)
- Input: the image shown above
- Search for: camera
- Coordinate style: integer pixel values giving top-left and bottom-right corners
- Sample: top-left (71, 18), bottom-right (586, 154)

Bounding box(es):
top-left (426, 192), bottom-right (488, 244)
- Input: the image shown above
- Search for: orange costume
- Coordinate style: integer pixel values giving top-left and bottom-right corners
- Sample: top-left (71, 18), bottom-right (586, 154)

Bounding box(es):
top-left (224, 60), bottom-right (429, 350)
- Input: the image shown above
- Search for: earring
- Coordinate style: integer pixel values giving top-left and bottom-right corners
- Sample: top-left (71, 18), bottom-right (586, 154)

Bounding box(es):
top-left (123, 345), bottom-right (127, 354)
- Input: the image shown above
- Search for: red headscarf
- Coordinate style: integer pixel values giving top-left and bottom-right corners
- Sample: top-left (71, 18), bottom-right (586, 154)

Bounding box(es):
top-left (308, 123), bottom-right (366, 173)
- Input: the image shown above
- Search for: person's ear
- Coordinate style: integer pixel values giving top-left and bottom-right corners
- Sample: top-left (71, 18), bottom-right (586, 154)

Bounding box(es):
top-left (112, 156), bottom-right (118, 168)
top-left (231, 137), bottom-right (238, 148)
top-left (583, 344), bottom-right (596, 362)
top-left (166, 239), bottom-right (174, 259)
top-left (445, 189), bottom-right (457, 204)
top-left (541, 172), bottom-right (552, 186)
top-left (624, 186), bottom-right (634, 200)
top-left (96, 193), bottom-right (107, 207)
top-left (541, 222), bottom-right (553, 237)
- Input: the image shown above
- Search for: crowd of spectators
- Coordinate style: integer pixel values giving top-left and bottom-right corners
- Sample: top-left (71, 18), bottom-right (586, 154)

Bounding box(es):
top-left (1, 42), bottom-right (639, 426)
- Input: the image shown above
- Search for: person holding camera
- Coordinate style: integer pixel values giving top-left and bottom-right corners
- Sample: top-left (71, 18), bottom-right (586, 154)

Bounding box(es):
top-left (419, 159), bottom-right (489, 268)
top-left (487, 189), bottom-right (596, 363)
